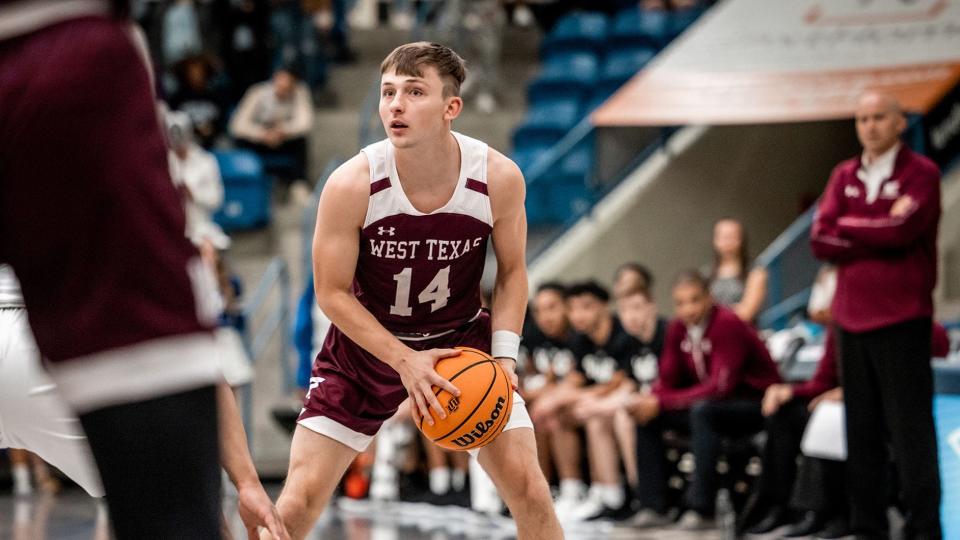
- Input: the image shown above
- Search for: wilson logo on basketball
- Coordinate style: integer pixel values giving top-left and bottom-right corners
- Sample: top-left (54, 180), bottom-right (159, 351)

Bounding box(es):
top-left (446, 396), bottom-right (460, 414)
top-left (451, 396), bottom-right (506, 448)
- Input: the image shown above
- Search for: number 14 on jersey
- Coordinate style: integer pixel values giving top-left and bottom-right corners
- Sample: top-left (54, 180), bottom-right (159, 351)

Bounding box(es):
top-left (390, 266), bottom-right (451, 316)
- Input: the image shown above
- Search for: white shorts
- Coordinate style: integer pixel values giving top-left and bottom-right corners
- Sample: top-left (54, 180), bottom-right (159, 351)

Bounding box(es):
top-left (0, 308), bottom-right (104, 497)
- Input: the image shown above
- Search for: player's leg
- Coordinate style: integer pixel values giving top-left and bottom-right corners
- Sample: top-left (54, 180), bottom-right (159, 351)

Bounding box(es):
top-left (422, 435), bottom-right (453, 495)
top-left (574, 416), bottom-right (624, 519)
top-left (475, 394), bottom-right (562, 539)
top-left (550, 412), bottom-right (586, 512)
top-left (478, 426), bottom-right (563, 539)
top-left (613, 407), bottom-right (639, 491)
top-left (272, 426), bottom-right (359, 539)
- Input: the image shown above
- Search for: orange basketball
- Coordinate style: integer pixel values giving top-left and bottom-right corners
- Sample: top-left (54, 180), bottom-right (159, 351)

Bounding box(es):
top-left (417, 347), bottom-right (513, 451)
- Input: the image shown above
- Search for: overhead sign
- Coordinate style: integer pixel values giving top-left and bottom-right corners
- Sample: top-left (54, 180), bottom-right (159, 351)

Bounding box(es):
top-left (593, 0), bottom-right (960, 126)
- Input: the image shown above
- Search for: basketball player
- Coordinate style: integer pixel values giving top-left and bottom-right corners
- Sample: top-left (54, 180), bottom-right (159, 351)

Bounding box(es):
top-left (269, 42), bottom-right (562, 539)
top-left (0, 3), bottom-right (281, 536)
top-left (0, 265), bottom-right (288, 539)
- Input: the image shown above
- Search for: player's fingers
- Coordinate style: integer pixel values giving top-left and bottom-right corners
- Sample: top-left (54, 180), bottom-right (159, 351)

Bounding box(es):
top-left (422, 381), bottom-right (448, 419)
top-left (430, 372), bottom-right (461, 397)
top-left (433, 348), bottom-right (462, 360)
top-left (412, 390), bottom-right (433, 426)
top-left (266, 511), bottom-right (290, 540)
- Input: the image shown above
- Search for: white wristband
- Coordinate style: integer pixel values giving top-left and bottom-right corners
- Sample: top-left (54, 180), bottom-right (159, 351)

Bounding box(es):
top-left (491, 330), bottom-right (521, 360)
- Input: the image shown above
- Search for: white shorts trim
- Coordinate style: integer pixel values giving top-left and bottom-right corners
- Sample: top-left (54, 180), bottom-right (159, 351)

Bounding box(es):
top-left (48, 332), bottom-right (222, 413)
top-left (468, 392), bottom-right (533, 458)
top-left (298, 415), bottom-right (374, 452)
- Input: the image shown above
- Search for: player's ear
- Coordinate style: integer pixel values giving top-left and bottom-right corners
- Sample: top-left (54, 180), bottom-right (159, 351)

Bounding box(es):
top-left (444, 95), bottom-right (463, 122)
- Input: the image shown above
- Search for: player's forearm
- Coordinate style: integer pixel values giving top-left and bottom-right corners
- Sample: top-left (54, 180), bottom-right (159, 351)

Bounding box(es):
top-left (317, 287), bottom-right (409, 369)
top-left (216, 383), bottom-right (261, 490)
top-left (490, 265), bottom-right (528, 334)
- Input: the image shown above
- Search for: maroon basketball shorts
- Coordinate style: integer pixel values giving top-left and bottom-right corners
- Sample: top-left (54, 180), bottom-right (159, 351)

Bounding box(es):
top-left (0, 17), bottom-right (221, 412)
top-left (298, 311), bottom-right (532, 452)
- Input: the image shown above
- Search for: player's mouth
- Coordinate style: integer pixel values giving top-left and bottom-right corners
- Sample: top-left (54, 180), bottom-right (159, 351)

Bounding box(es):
top-left (389, 121), bottom-right (409, 133)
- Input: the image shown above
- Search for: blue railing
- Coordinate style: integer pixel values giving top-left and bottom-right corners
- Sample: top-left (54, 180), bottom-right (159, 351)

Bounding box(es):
top-left (239, 256), bottom-right (292, 440)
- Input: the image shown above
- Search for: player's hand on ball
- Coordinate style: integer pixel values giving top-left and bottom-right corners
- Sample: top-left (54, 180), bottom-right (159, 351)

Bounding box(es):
top-left (237, 483), bottom-right (289, 540)
top-left (397, 348), bottom-right (462, 426)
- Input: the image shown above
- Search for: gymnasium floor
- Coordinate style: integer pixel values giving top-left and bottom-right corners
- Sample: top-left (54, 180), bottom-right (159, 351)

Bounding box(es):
top-left (0, 484), bottom-right (734, 540)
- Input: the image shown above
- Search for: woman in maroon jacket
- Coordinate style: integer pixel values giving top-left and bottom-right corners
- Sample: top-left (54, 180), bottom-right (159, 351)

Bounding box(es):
top-left (810, 91), bottom-right (942, 540)
top-left (626, 271), bottom-right (781, 529)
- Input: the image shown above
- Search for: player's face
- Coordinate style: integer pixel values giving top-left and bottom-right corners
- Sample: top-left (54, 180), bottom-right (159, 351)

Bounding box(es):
top-left (567, 294), bottom-right (607, 335)
top-left (532, 290), bottom-right (567, 339)
top-left (672, 283), bottom-right (711, 327)
top-left (379, 66), bottom-right (462, 149)
top-left (713, 220), bottom-right (742, 258)
top-left (273, 71), bottom-right (295, 99)
top-left (855, 94), bottom-right (905, 157)
top-left (613, 269), bottom-right (644, 299)
top-left (617, 293), bottom-right (655, 337)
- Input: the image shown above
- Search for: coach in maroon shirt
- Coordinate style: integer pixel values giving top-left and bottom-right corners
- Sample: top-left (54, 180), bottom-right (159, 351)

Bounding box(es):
top-left (810, 91), bottom-right (942, 540)
top-left (628, 271), bottom-right (780, 528)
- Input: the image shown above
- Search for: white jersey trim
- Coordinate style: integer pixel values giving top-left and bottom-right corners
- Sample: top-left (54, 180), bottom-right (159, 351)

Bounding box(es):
top-left (360, 132), bottom-right (493, 229)
top-left (298, 415), bottom-right (374, 452)
top-left (47, 332), bottom-right (222, 413)
top-left (0, 0), bottom-right (110, 41)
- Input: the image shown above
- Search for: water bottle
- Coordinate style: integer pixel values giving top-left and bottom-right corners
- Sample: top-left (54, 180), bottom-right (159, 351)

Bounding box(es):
top-left (716, 488), bottom-right (737, 540)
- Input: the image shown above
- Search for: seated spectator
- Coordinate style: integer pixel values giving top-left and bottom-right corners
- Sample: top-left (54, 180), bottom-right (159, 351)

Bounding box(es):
top-left (230, 64), bottom-right (313, 187)
top-left (742, 291), bottom-right (951, 538)
top-left (519, 283), bottom-right (583, 497)
top-left (627, 270), bottom-right (781, 529)
top-left (744, 328), bottom-right (848, 538)
top-left (166, 111), bottom-right (230, 251)
top-left (574, 284), bottom-right (668, 519)
top-left (612, 261), bottom-right (654, 300)
top-left (708, 218), bottom-right (768, 323)
top-left (561, 282), bottom-right (637, 521)
top-left (169, 54), bottom-right (230, 148)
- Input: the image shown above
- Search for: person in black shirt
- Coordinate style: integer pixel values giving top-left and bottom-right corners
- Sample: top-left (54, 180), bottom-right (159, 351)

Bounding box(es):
top-left (523, 283), bottom-right (587, 515)
top-left (561, 281), bottom-right (636, 521)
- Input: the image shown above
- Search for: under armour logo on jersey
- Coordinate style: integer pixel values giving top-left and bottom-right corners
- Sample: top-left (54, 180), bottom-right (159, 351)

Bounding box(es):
top-left (844, 185), bottom-right (861, 198)
top-left (378, 226), bottom-right (396, 236)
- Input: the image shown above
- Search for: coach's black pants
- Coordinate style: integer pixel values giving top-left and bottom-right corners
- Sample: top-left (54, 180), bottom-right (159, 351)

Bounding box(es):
top-left (838, 318), bottom-right (941, 540)
top-left (757, 400), bottom-right (846, 513)
top-left (79, 386), bottom-right (222, 539)
top-left (635, 399), bottom-right (765, 514)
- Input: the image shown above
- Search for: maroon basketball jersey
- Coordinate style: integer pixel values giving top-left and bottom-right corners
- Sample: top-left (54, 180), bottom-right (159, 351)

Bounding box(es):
top-left (354, 132), bottom-right (493, 337)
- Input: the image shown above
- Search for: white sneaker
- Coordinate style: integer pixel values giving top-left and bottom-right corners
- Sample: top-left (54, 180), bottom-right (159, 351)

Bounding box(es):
top-left (674, 510), bottom-right (715, 531)
top-left (568, 492), bottom-right (607, 522)
top-left (629, 508), bottom-right (672, 528)
top-left (553, 491), bottom-right (583, 516)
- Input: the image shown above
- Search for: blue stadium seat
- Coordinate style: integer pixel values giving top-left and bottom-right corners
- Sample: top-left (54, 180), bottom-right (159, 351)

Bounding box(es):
top-left (213, 149), bottom-right (272, 231)
top-left (512, 144), bottom-right (552, 175)
top-left (610, 8), bottom-right (670, 49)
top-left (527, 52), bottom-right (600, 105)
top-left (541, 11), bottom-right (609, 57)
top-left (669, 7), bottom-right (705, 40)
top-left (511, 98), bottom-right (581, 150)
top-left (601, 46), bottom-right (656, 88)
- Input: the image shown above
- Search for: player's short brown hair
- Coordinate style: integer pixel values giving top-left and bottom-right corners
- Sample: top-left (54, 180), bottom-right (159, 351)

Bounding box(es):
top-left (380, 42), bottom-right (467, 98)
top-left (617, 284), bottom-right (653, 302)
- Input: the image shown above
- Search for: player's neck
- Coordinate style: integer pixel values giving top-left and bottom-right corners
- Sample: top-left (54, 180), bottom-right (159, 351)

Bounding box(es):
top-left (394, 132), bottom-right (460, 189)
top-left (589, 315), bottom-right (613, 346)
